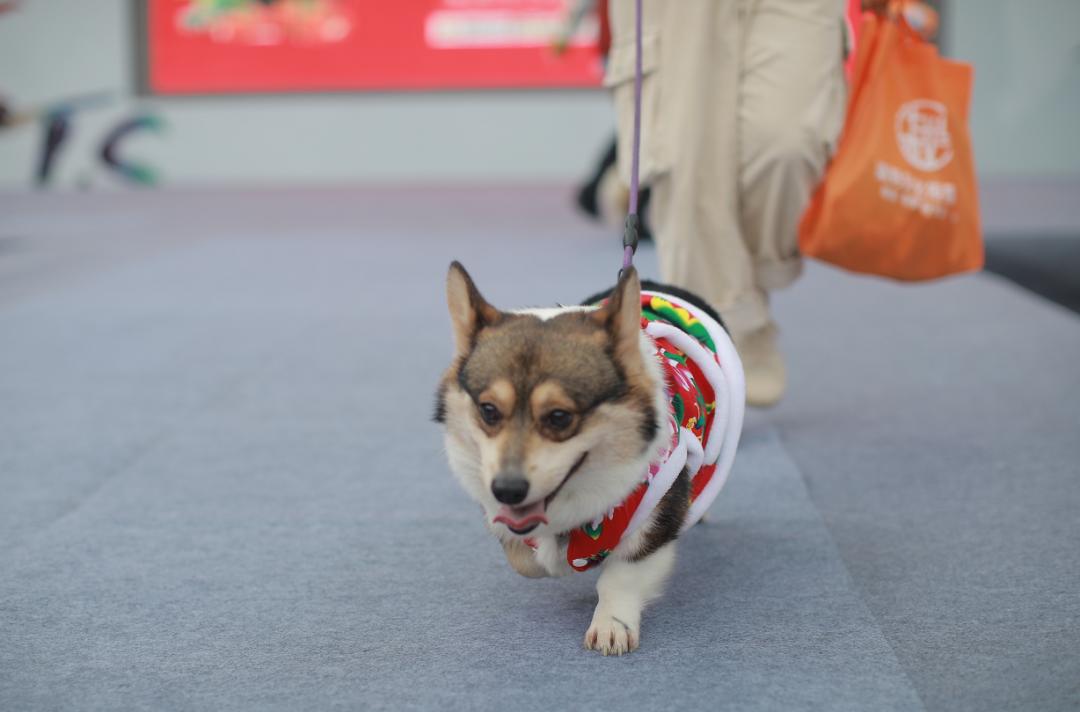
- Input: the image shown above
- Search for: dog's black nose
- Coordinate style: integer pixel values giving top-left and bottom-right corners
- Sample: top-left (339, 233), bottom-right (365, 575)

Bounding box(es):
top-left (491, 476), bottom-right (529, 505)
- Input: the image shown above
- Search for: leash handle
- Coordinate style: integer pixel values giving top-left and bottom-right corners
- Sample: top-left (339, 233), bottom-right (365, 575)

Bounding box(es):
top-left (621, 0), bottom-right (644, 274)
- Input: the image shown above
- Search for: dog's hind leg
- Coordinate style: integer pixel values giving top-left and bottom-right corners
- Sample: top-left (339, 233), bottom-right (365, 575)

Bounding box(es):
top-left (583, 542), bottom-right (676, 655)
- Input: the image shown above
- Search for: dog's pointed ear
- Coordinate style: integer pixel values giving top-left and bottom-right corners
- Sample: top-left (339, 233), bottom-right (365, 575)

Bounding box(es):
top-left (447, 261), bottom-right (501, 358)
top-left (591, 267), bottom-right (643, 372)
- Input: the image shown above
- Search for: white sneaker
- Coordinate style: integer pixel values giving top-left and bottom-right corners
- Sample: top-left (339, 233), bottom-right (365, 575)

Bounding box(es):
top-left (734, 322), bottom-right (786, 408)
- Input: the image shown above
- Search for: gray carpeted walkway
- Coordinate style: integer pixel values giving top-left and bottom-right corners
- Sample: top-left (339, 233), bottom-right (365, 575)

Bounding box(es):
top-left (1, 189), bottom-right (1077, 711)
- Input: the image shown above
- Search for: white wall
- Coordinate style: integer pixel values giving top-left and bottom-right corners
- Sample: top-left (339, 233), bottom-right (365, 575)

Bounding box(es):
top-left (942, 0), bottom-right (1080, 178)
top-left (0, 0), bottom-right (615, 189)
top-left (3, 1), bottom-right (1078, 189)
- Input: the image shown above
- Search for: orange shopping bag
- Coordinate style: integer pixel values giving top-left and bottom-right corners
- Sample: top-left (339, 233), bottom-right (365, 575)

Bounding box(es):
top-left (799, 11), bottom-right (982, 281)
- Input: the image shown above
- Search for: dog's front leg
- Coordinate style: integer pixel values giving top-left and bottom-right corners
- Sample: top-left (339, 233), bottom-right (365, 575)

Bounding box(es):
top-left (501, 538), bottom-right (549, 578)
top-left (584, 542), bottom-right (676, 655)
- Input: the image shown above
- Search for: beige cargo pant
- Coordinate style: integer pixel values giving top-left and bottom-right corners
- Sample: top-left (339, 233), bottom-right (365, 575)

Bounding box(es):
top-left (607, 0), bottom-right (847, 334)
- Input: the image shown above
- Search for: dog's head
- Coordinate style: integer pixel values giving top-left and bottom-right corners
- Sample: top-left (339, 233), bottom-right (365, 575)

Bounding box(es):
top-left (435, 262), bottom-right (665, 539)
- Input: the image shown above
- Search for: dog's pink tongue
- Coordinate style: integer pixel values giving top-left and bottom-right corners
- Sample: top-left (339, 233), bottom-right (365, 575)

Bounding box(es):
top-left (493, 500), bottom-right (548, 530)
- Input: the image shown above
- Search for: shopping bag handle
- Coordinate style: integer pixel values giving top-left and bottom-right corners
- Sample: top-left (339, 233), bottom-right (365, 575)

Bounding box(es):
top-left (887, 1), bottom-right (929, 45)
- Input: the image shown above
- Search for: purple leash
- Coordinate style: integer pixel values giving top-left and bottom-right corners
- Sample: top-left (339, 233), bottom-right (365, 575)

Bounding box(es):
top-left (621, 0), bottom-right (644, 274)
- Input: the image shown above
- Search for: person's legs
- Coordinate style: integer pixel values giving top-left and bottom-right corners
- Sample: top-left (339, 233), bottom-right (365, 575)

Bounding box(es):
top-left (739, 0), bottom-right (845, 289)
top-left (608, 0), bottom-right (842, 406)
top-left (575, 136), bottom-right (618, 219)
top-left (607, 0), bottom-right (768, 333)
top-left (735, 0), bottom-right (847, 405)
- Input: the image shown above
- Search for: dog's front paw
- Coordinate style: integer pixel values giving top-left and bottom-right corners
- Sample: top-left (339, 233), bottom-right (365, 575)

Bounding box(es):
top-left (583, 614), bottom-right (639, 656)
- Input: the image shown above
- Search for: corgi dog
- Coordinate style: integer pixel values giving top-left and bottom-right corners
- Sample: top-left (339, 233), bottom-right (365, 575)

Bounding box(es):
top-left (434, 262), bottom-right (744, 655)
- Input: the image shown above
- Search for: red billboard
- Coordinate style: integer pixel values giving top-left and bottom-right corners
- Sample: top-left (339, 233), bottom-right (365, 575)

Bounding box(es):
top-left (145, 0), bottom-right (604, 94)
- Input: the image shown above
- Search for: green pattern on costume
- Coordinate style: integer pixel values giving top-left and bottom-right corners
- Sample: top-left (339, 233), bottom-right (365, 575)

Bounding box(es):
top-left (662, 350), bottom-right (686, 365)
top-left (695, 391), bottom-right (709, 433)
top-left (671, 393), bottom-right (685, 425)
top-left (584, 521), bottom-right (603, 540)
top-left (650, 299), bottom-right (717, 352)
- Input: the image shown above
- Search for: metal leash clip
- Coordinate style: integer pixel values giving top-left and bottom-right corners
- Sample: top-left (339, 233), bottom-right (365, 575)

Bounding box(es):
top-left (619, 214), bottom-right (641, 278)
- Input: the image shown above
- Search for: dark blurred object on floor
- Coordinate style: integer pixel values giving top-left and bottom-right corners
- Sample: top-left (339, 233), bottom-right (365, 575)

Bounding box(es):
top-left (985, 234), bottom-right (1080, 314)
top-left (575, 136), bottom-right (653, 242)
top-left (36, 112), bottom-right (72, 186)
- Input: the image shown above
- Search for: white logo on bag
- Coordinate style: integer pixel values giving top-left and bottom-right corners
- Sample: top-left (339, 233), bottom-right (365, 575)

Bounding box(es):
top-left (895, 99), bottom-right (953, 172)
top-left (875, 161), bottom-right (956, 220)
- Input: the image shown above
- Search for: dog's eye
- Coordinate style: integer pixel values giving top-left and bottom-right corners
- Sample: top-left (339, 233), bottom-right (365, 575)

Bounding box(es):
top-left (545, 410), bottom-right (573, 431)
top-left (478, 402), bottom-right (502, 426)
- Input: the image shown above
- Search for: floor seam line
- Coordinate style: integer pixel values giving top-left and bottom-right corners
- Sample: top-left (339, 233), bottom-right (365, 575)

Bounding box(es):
top-left (767, 421), bottom-right (930, 712)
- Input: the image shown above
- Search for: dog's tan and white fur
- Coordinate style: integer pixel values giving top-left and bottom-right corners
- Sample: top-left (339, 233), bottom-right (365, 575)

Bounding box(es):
top-left (435, 262), bottom-right (705, 655)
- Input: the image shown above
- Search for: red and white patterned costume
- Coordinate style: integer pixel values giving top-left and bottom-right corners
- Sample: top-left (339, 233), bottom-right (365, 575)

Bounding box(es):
top-left (530, 290), bottom-right (746, 571)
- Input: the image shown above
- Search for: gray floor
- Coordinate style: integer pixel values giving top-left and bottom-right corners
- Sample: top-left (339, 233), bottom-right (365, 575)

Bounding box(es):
top-left (1, 188), bottom-right (1077, 711)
